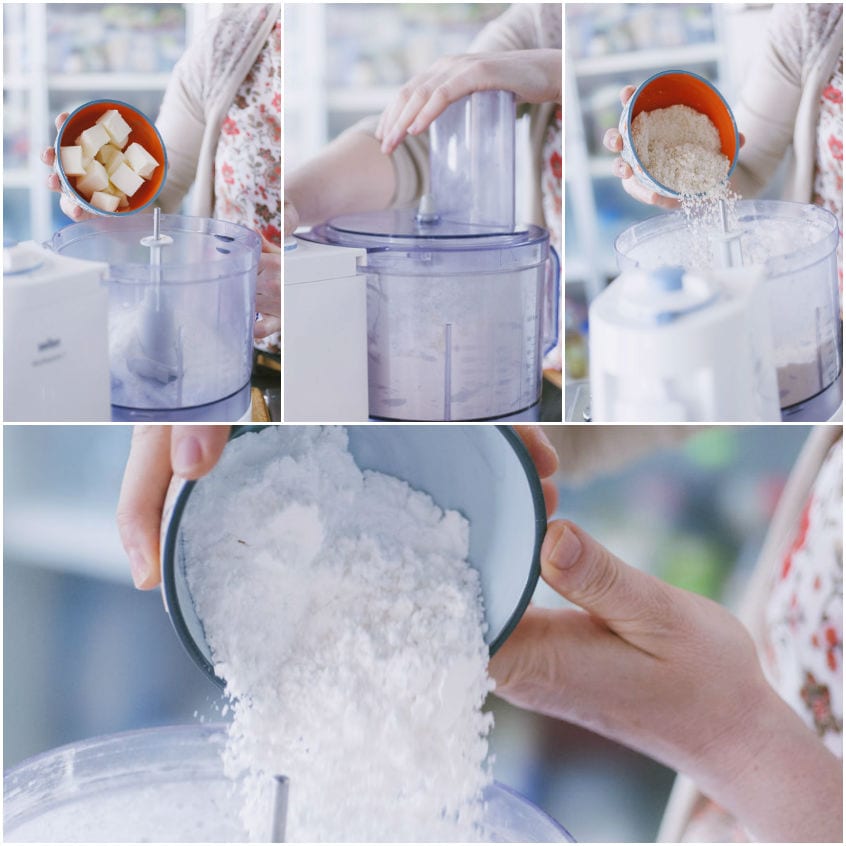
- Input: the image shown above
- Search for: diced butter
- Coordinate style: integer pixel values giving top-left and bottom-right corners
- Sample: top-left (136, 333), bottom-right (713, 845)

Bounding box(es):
top-left (109, 162), bottom-right (144, 197)
top-left (123, 142), bottom-right (160, 179)
top-left (90, 190), bottom-right (120, 213)
top-left (60, 146), bottom-right (86, 176)
top-left (96, 143), bottom-right (123, 167)
top-left (95, 109), bottom-right (132, 148)
top-left (105, 151), bottom-right (126, 176)
top-left (75, 159), bottom-right (110, 198)
top-left (102, 183), bottom-right (129, 208)
top-left (75, 123), bottom-right (110, 160)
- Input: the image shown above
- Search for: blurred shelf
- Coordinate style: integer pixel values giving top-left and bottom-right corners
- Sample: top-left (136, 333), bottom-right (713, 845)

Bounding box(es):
top-left (48, 72), bottom-right (172, 91)
top-left (3, 75), bottom-right (31, 90)
top-left (327, 88), bottom-right (399, 112)
top-left (574, 43), bottom-right (721, 77)
top-left (4, 170), bottom-right (31, 188)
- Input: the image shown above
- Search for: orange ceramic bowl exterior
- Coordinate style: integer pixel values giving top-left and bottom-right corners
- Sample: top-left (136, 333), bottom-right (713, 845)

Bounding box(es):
top-left (619, 70), bottom-right (739, 197)
top-left (54, 99), bottom-right (167, 215)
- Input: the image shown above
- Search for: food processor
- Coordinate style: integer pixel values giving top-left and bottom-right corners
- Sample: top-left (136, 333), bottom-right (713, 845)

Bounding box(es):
top-left (4, 725), bottom-right (574, 842)
top-left (283, 237), bottom-right (368, 421)
top-left (589, 264), bottom-right (781, 421)
top-left (612, 200), bottom-right (841, 421)
top-left (4, 241), bottom-right (111, 421)
top-left (294, 91), bottom-right (559, 422)
top-left (48, 210), bottom-right (261, 422)
top-left (161, 425), bottom-right (546, 686)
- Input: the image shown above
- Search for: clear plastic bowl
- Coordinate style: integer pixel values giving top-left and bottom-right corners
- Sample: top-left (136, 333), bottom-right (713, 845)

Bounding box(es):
top-left (50, 214), bottom-right (260, 421)
top-left (615, 200), bottom-right (841, 412)
top-left (4, 725), bottom-right (574, 843)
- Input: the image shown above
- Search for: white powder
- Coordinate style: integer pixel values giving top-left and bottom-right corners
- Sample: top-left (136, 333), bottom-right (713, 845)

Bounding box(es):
top-left (181, 426), bottom-right (494, 842)
top-left (109, 303), bottom-right (248, 412)
top-left (632, 104), bottom-right (730, 195)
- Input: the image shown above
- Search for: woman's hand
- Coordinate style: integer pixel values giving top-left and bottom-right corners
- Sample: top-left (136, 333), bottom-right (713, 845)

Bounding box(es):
top-left (602, 85), bottom-right (745, 209)
top-left (116, 426), bottom-right (231, 589)
top-left (376, 49), bottom-right (562, 155)
top-left (254, 234), bottom-right (281, 339)
top-left (40, 112), bottom-right (97, 222)
top-left (601, 86), bottom-right (680, 209)
top-left (284, 199), bottom-right (300, 238)
top-left (491, 520), bottom-right (842, 842)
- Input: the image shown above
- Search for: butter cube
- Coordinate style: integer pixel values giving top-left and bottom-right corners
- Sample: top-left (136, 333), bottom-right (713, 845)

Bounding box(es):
top-left (109, 162), bottom-right (144, 197)
top-left (75, 159), bottom-right (110, 198)
top-left (102, 183), bottom-right (129, 209)
top-left (90, 190), bottom-right (120, 213)
top-left (96, 143), bottom-right (123, 167)
top-left (123, 142), bottom-right (159, 179)
top-left (75, 123), bottom-right (110, 160)
top-left (104, 150), bottom-right (126, 176)
top-left (96, 109), bottom-right (131, 148)
top-left (60, 146), bottom-right (86, 176)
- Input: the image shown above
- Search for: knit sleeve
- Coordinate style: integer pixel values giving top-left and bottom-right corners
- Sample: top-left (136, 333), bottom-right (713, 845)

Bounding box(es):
top-left (730, 4), bottom-right (806, 198)
top-left (154, 35), bottom-right (207, 213)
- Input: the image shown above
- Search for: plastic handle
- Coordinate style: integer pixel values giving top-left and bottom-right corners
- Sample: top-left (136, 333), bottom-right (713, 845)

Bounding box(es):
top-left (543, 245), bottom-right (560, 356)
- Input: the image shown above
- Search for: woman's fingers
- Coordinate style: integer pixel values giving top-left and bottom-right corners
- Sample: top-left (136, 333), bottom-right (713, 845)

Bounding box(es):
top-left (539, 520), bottom-right (687, 651)
top-left (513, 426), bottom-right (560, 517)
top-left (116, 426), bottom-right (174, 589)
top-left (619, 85), bottom-right (636, 106)
top-left (170, 426), bottom-right (230, 480)
top-left (54, 111), bottom-right (69, 131)
top-left (116, 426), bottom-right (231, 590)
top-left (603, 128), bottom-right (623, 153)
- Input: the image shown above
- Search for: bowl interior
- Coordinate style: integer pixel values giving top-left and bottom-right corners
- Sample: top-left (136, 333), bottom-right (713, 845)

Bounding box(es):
top-left (631, 71), bottom-right (739, 165)
top-left (4, 724), bottom-right (573, 842)
top-left (55, 99), bottom-right (167, 214)
top-left (162, 426), bottom-right (546, 685)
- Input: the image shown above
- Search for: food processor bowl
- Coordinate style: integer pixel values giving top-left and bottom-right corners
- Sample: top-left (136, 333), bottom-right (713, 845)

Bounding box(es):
top-left (614, 200), bottom-right (841, 419)
top-left (4, 725), bottom-right (574, 842)
top-left (298, 90), bottom-right (558, 422)
top-left (161, 425), bottom-right (546, 687)
top-left (306, 222), bottom-right (551, 420)
top-left (49, 214), bottom-right (260, 422)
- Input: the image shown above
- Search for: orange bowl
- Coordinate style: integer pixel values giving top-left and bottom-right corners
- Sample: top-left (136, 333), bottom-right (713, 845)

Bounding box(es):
top-left (618, 69), bottom-right (740, 197)
top-left (54, 99), bottom-right (167, 215)
top-left (629, 69), bottom-right (739, 166)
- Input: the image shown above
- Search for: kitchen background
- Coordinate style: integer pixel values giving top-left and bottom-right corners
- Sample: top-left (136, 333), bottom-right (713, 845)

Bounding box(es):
top-left (4, 423), bottom-right (811, 841)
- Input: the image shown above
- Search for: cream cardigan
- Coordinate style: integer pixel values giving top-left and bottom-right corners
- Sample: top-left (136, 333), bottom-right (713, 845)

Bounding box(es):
top-left (732, 4), bottom-right (843, 202)
top-left (155, 4), bottom-right (279, 217)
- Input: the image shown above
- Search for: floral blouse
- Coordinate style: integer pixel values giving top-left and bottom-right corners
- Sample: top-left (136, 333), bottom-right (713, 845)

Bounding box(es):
top-left (214, 19), bottom-right (281, 353)
top-left (812, 55), bottom-right (843, 294)
top-left (540, 106), bottom-right (562, 370)
top-left (682, 438), bottom-right (843, 842)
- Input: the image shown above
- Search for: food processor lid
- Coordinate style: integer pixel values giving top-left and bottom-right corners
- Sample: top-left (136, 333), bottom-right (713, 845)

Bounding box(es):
top-left (49, 213), bottom-right (261, 284)
top-left (306, 208), bottom-right (547, 253)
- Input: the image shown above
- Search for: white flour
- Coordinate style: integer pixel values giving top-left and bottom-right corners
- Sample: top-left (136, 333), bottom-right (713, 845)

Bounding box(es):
top-left (632, 104), bottom-right (730, 195)
top-left (181, 426), bottom-right (494, 842)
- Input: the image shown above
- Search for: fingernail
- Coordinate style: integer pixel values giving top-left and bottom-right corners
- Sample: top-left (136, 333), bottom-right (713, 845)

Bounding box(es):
top-left (129, 548), bottom-right (153, 589)
top-left (407, 122), bottom-right (419, 135)
top-left (545, 524), bottom-right (582, 570)
top-left (173, 435), bottom-right (202, 476)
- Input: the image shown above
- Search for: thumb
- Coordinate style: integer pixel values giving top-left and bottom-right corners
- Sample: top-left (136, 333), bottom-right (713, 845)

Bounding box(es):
top-left (170, 426), bottom-right (231, 480)
top-left (540, 520), bottom-right (683, 651)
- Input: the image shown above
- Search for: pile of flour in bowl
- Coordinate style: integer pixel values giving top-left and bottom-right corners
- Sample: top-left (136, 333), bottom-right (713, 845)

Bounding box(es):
top-left (632, 104), bottom-right (730, 195)
top-left (181, 426), bottom-right (494, 842)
